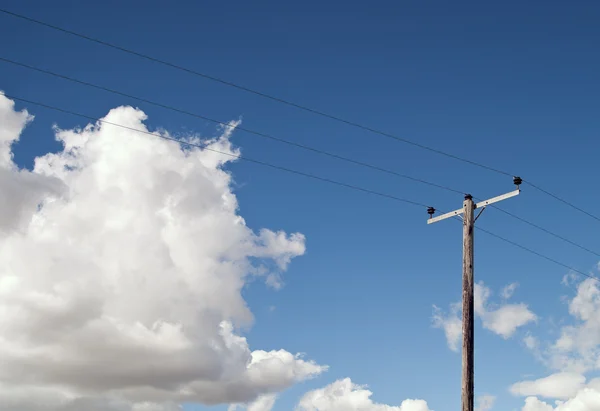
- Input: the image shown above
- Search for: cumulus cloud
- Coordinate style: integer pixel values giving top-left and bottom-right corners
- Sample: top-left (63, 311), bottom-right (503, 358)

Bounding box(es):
top-left (229, 394), bottom-right (277, 411)
top-left (475, 282), bottom-right (537, 338)
top-left (0, 91), bottom-right (33, 166)
top-left (296, 378), bottom-right (432, 411)
top-left (0, 93), bottom-right (326, 410)
top-left (521, 389), bottom-right (600, 411)
top-left (433, 281), bottom-right (536, 350)
top-left (519, 384), bottom-right (600, 411)
top-left (513, 274), bottom-right (600, 410)
top-left (548, 278), bottom-right (600, 373)
top-left (0, 94), bottom-right (65, 233)
top-left (510, 372), bottom-right (587, 400)
top-left (522, 397), bottom-right (557, 411)
top-left (520, 276), bottom-right (600, 376)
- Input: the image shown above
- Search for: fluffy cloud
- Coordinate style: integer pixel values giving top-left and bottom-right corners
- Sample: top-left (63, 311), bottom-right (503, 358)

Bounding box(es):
top-left (246, 395), bottom-right (277, 411)
top-left (516, 379), bottom-right (600, 410)
top-left (476, 282), bottom-right (537, 338)
top-left (229, 394), bottom-right (277, 411)
top-left (521, 389), bottom-right (600, 411)
top-left (296, 378), bottom-right (432, 411)
top-left (519, 276), bottom-right (600, 376)
top-left (513, 274), bottom-right (600, 410)
top-left (522, 397), bottom-right (555, 411)
top-left (510, 373), bottom-right (587, 400)
top-left (0, 91), bottom-right (33, 166)
top-left (548, 278), bottom-right (600, 373)
top-left (0, 93), bottom-right (326, 410)
top-left (0, 95), bottom-right (64, 233)
top-left (433, 281), bottom-right (536, 350)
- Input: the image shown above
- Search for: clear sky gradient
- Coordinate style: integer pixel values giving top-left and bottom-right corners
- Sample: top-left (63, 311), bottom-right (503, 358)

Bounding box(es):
top-left (1, 1), bottom-right (600, 410)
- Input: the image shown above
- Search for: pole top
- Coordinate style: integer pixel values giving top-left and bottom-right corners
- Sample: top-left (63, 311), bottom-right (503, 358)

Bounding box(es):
top-left (464, 194), bottom-right (473, 201)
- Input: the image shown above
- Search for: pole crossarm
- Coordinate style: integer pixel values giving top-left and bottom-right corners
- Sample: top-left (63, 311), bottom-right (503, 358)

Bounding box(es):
top-left (427, 189), bottom-right (520, 224)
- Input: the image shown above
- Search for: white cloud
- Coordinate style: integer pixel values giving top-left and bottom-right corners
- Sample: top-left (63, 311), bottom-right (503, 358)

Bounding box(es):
top-left (524, 335), bottom-right (539, 350)
top-left (522, 396), bottom-right (555, 411)
top-left (521, 388), bottom-right (600, 411)
top-left (0, 95), bottom-right (65, 234)
top-left (562, 272), bottom-right (580, 287)
top-left (296, 378), bottom-right (432, 411)
top-left (514, 275), bottom-right (600, 411)
top-left (475, 282), bottom-right (537, 338)
top-left (0, 382), bottom-right (183, 411)
top-left (510, 373), bottom-right (586, 400)
top-left (432, 303), bottom-right (462, 352)
top-left (433, 281), bottom-right (536, 350)
top-left (588, 378), bottom-right (600, 391)
top-left (535, 278), bottom-right (600, 374)
top-left (246, 395), bottom-right (277, 411)
top-left (501, 282), bottom-right (519, 299)
top-left (0, 91), bottom-right (33, 167)
top-left (475, 395), bottom-right (495, 411)
top-left (0, 94), bottom-right (326, 410)
top-left (229, 394), bottom-right (277, 411)
top-left (482, 302), bottom-right (537, 338)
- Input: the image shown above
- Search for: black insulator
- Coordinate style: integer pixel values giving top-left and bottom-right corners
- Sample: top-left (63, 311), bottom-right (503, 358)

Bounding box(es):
top-left (464, 194), bottom-right (473, 201)
top-left (513, 176), bottom-right (523, 186)
top-left (427, 207), bottom-right (436, 217)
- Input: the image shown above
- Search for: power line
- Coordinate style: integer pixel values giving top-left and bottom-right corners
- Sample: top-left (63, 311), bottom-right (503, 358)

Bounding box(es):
top-left (476, 226), bottom-right (600, 283)
top-left (489, 205), bottom-right (600, 257)
top-left (3, 8), bottom-right (599, 223)
top-left (446, 215), bottom-right (599, 282)
top-left (5, 93), bottom-right (598, 284)
top-left (4, 93), bottom-right (428, 209)
top-left (3, 56), bottom-right (599, 259)
top-left (0, 57), bottom-right (465, 196)
top-left (0, 8), bottom-right (511, 177)
top-left (524, 180), bottom-right (600, 223)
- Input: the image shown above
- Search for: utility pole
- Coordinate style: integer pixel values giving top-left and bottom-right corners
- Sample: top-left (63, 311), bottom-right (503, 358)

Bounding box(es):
top-left (426, 177), bottom-right (522, 411)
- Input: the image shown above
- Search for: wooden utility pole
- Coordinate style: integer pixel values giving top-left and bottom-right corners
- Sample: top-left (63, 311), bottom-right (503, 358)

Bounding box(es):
top-left (426, 177), bottom-right (522, 411)
top-left (462, 194), bottom-right (475, 411)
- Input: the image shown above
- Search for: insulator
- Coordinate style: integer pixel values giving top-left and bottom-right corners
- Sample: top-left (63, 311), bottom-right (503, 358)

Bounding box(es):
top-left (513, 176), bottom-right (523, 186)
top-left (427, 207), bottom-right (436, 217)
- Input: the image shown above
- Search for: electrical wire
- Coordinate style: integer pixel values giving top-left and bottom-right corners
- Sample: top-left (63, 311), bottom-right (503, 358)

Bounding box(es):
top-left (476, 226), bottom-right (600, 282)
top-left (0, 57), bottom-right (465, 196)
top-left (4, 94), bottom-right (429, 209)
top-left (0, 9), bottom-right (511, 176)
top-left (446, 216), bottom-right (599, 282)
top-left (4, 93), bottom-right (598, 283)
top-left (2, 8), bottom-right (599, 223)
top-left (525, 181), bottom-right (600, 223)
top-left (489, 205), bottom-right (600, 257)
top-left (3, 56), bottom-right (599, 258)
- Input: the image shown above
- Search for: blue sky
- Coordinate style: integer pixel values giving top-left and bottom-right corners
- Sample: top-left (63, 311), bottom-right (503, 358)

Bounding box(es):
top-left (1, 1), bottom-right (600, 410)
